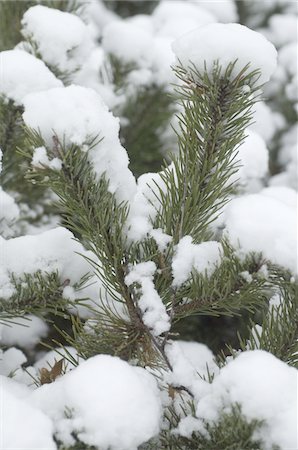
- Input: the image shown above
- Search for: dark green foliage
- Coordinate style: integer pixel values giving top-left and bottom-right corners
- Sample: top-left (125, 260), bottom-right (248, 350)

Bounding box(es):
top-left (236, 0), bottom-right (286, 28)
top-left (0, 99), bottom-right (25, 189)
top-left (0, 96), bottom-right (49, 210)
top-left (107, 55), bottom-right (175, 177)
top-left (108, 55), bottom-right (137, 89)
top-left (0, 271), bottom-right (69, 323)
top-left (0, 1), bottom-right (36, 51)
top-left (173, 251), bottom-right (271, 353)
top-left (120, 84), bottom-right (175, 177)
top-left (58, 441), bottom-right (96, 450)
top-left (0, 0), bottom-right (80, 52)
top-left (103, 0), bottom-right (158, 18)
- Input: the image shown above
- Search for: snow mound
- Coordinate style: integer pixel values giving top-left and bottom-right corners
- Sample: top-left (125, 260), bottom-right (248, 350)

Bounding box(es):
top-left (0, 315), bottom-right (48, 350)
top-left (172, 236), bottom-right (223, 287)
top-left (1, 377), bottom-right (56, 449)
top-left (172, 23), bottom-right (277, 85)
top-left (0, 227), bottom-right (110, 317)
top-left (31, 355), bottom-right (162, 449)
top-left (102, 20), bottom-right (154, 67)
top-left (0, 50), bottom-right (62, 104)
top-left (195, 350), bottom-right (297, 450)
top-left (23, 85), bottom-right (136, 202)
top-left (223, 187), bottom-right (297, 274)
top-left (21, 5), bottom-right (93, 72)
top-left (230, 130), bottom-right (269, 192)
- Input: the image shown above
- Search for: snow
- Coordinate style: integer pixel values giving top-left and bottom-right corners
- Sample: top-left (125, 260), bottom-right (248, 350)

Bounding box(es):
top-left (81, 0), bottom-right (119, 39)
top-left (73, 47), bottom-right (120, 109)
top-left (223, 188), bottom-right (297, 274)
top-left (102, 20), bottom-right (154, 67)
top-left (0, 49), bottom-right (62, 104)
top-left (0, 315), bottom-right (48, 350)
top-left (21, 5), bottom-right (94, 72)
top-left (194, 0), bottom-right (238, 23)
top-left (175, 415), bottom-right (206, 438)
top-left (270, 145), bottom-right (297, 190)
top-left (230, 130), bottom-right (269, 192)
top-left (23, 85), bottom-right (136, 202)
top-left (240, 271), bottom-right (253, 283)
top-left (102, 19), bottom-right (175, 86)
top-left (0, 226), bottom-right (112, 317)
top-left (125, 261), bottom-right (170, 336)
top-left (0, 227), bottom-right (88, 287)
top-left (0, 347), bottom-right (27, 376)
top-left (1, 376), bottom-right (56, 449)
top-left (172, 23), bottom-right (277, 85)
top-left (250, 101), bottom-right (284, 143)
top-left (32, 146), bottom-right (62, 171)
top-left (266, 14), bottom-right (298, 47)
top-left (165, 340), bottom-right (218, 392)
top-left (270, 124), bottom-right (298, 190)
top-left (127, 170), bottom-right (168, 241)
top-left (152, 1), bottom-right (216, 38)
top-left (31, 355), bottom-right (162, 449)
top-left (149, 228), bottom-right (172, 252)
top-left (195, 351), bottom-right (297, 450)
top-left (172, 236), bottom-right (223, 287)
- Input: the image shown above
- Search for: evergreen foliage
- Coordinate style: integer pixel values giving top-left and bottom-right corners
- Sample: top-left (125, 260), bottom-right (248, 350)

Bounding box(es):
top-left (153, 404), bottom-right (269, 450)
top-left (0, 2), bottom-right (296, 449)
top-left (120, 83), bottom-right (174, 177)
top-left (104, 0), bottom-right (158, 18)
top-left (19, 59), bottom-right (278, 376)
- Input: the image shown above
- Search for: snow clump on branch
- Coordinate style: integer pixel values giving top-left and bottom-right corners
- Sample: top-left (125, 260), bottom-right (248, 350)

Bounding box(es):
top-left (22, 85), bottom-right (136, 202)
top-left (0, 50), bottom-right (62, 104)
top-left (30, 355), bottom-right (162, 449)
top-left (125, 261), bottom-right (170, 336)
top-left (172, 237), bottom-right (223, 287)
top-left (172, 23), bottom-right (277, 85)
top-left (21, 5), bottom-right (94, 72)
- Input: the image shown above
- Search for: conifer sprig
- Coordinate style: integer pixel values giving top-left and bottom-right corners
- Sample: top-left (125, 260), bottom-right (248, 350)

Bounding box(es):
top-left (153, 61), bottom-right (261, 245)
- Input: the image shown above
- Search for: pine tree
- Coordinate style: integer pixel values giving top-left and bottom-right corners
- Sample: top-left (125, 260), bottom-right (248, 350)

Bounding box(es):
top-left (0, 2), bottom-right (296, 450)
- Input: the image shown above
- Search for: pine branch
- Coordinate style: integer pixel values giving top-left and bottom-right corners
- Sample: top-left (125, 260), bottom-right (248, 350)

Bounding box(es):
top-left (153, 61), bottom-right (261, 245)
top-left (143, 403), bottom-right (267, 450)
top-left (237, 281), bottom-right (298, 367)
top-left (172, 248), bottom-right (270, 320)
top-left (20, 61), bottom-right (273, 372)
top-left (0, 271), bottom-right (69, 323)
top-left (22, 132), bottom-right (165, 365)
top-left (0, 98), bottom-right (50, 210)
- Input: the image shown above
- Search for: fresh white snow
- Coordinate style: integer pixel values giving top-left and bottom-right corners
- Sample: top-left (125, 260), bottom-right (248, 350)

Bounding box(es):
top-left (21, 5), bottom-right (94, 72)
top-left (0, 49), bottom-right (62, 104)
top-left (23, 85), bottom-right (136, 202)
top-left (30, 355), bottom-right (162, 449)
top-left (172, 23), bottom-right (277, 85)
top-left (172, 236), bottom-right (223, 287)
top-left (125, 261), bottom-right (170, 336)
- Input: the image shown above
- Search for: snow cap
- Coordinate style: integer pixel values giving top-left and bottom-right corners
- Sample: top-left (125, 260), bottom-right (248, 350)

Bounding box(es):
top-left (172, 23), bottom-right (277, 85)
